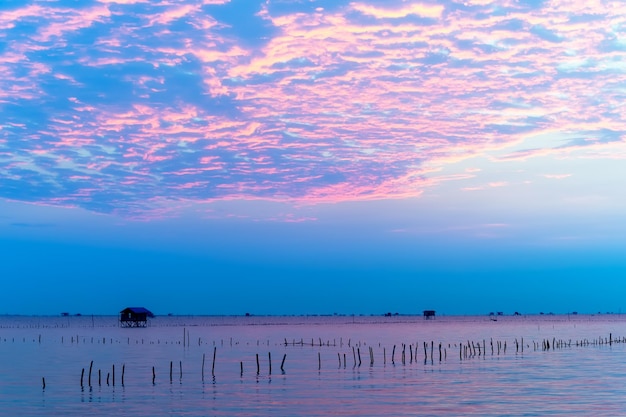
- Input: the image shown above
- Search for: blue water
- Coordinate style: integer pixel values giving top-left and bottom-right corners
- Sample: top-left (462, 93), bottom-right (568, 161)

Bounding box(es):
top-left (1, 314), bottom-right (625, 416)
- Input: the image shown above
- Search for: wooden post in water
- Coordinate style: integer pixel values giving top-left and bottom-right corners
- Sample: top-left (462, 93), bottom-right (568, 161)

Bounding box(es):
top-left (122, 364), bottom-right (125, 386)
top-left (112, 364), bottom-right (115, 387)
top-left (80, 368), bottom-right (85, 388)
top-left (256, 354), bottom-right (260, 375)
top-left (42, 377), bottom-right (46, 390)
top-left (391, 345), bottom-right (395, 364)
top-left (268, 352), bottom-right (272, 375)
top-left (212, 347), bottom-right (217, 377)
top-left (179, 360), bottom-right (182, 381)
top-left (240, 361), bottom-right (243, 376)
top-left (152, 366), bottom-right (156, 385)
top-left (98, 369), bottom-right (101, 386)
top-left (281, 354), bottom-right (286, 372)
top-left (202, 353), bottom-right (205, 382)
top-left (170, 361), bottom-right (173, 383)
top-left (88, 361), bottom-right (93, 387)
top-left (318, 352), bottom-right (321, 370)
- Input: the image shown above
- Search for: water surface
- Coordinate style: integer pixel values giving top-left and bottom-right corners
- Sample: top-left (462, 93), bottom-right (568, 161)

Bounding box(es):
top-left (1, 314), bottom-right (625, 416)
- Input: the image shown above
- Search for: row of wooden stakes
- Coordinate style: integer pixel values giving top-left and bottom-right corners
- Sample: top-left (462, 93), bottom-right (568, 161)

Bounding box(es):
top-left (40, 333), bottom-right (626, 389)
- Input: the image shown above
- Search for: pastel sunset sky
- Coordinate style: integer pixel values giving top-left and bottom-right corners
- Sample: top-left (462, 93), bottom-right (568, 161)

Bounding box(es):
top-left (1, 0), bottom-right (625, 315)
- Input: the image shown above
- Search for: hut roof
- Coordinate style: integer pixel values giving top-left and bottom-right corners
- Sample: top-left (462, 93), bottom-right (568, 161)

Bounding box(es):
top-left (120, 307), bottom-right (154, 317)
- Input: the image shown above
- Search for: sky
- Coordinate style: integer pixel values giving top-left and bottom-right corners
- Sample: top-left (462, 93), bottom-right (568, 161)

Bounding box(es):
top-left (1, 0), bottom-right (626, 316)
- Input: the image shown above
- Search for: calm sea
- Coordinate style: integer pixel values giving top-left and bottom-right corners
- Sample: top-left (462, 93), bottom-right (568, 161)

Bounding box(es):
top-left (1, 314), bottom-right (625, 416)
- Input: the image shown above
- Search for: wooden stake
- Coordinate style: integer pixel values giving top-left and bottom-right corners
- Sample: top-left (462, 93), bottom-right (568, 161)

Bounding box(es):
top-left (212, 347), bottom-right (216, 377)
top-left (281, 354), bottom-right (286, 372)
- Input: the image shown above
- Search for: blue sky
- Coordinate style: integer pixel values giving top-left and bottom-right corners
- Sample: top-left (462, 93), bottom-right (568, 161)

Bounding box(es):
top-left (1, 0), bottom-right (625, 315)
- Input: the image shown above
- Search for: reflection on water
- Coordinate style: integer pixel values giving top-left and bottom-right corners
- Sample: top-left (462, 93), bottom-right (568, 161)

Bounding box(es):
top-left (1, 315), bottom-right (626, 416)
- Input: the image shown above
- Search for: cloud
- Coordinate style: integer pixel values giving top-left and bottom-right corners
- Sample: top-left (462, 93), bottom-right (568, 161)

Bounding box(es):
top-left (542, 174), bottom-right (572, 179)
top-left (350, 2), bottom-right (445, 19)
top-left (0, 0), bottom-right (624, 219)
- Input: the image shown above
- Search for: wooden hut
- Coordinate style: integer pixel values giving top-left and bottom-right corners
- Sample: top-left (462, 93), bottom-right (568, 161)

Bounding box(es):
top-left (120, 307), bottom-right (154, 327)
top-left (423, 310), bottom-right (436, 320)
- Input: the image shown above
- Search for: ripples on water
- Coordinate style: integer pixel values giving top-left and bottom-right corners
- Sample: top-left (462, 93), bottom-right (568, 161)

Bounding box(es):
top-left (1, 314), bottom-right (626, 416)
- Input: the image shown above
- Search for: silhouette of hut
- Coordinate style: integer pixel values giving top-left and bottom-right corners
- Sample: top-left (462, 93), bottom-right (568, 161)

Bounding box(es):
top-left (423, 310), bottom-right (436, 319)
top-left (120, 307), bottom-right (154, 327)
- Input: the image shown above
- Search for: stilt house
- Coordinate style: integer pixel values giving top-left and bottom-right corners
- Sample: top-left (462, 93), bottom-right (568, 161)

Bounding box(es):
top-left (120, 307), bottom-right (154, 327)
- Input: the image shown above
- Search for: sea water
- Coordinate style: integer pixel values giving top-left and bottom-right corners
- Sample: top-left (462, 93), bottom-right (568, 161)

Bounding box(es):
top-left (1, 314), bottom-right (625, 416)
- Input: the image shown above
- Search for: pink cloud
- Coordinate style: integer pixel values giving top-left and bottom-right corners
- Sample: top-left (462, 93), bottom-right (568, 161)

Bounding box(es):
top-left (350, 2), bottom-right (445, 19)
top-left (543, 174), bottom-right (572, 179)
